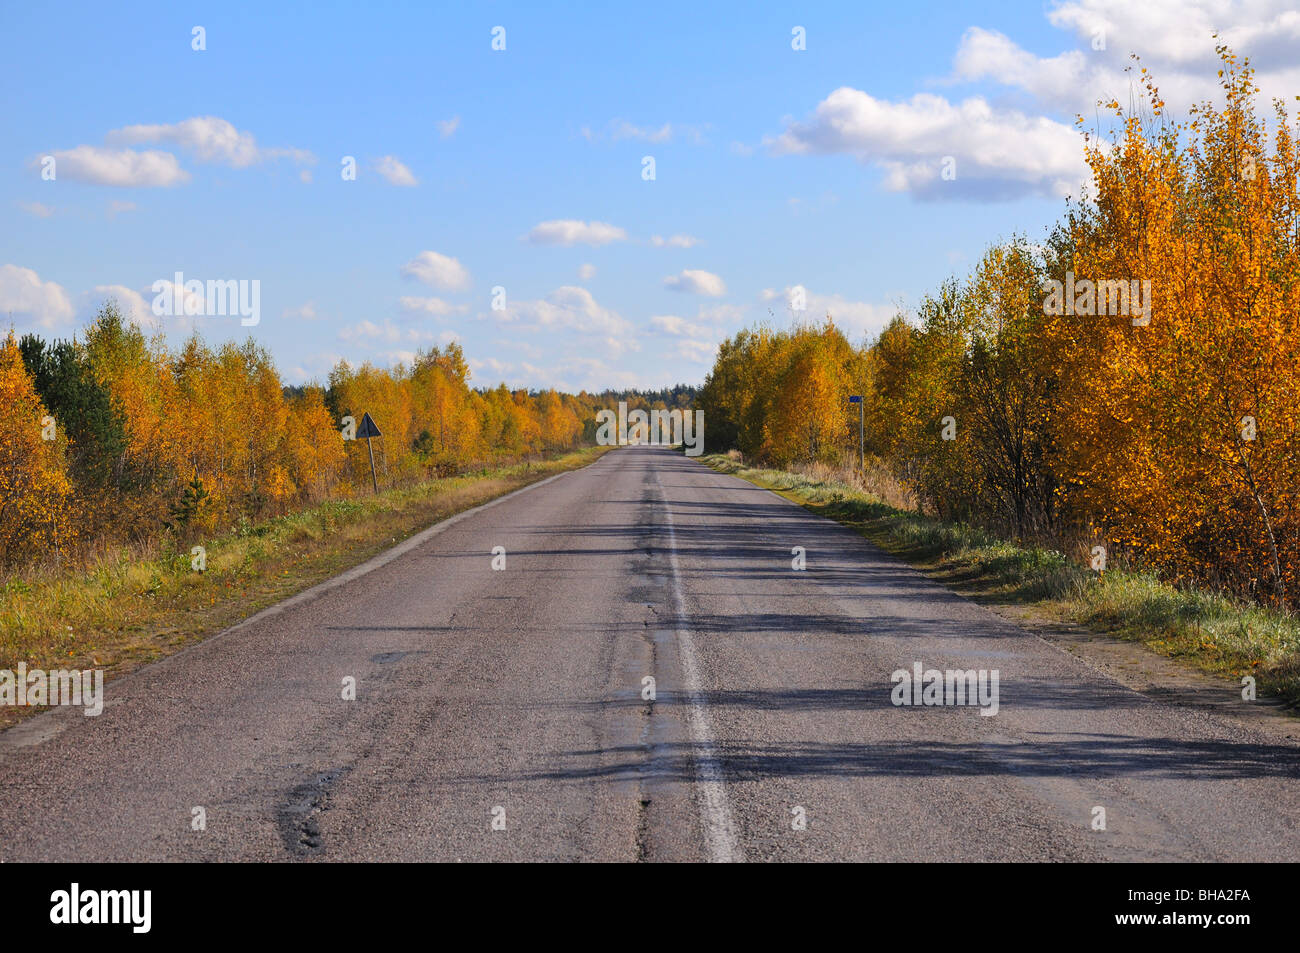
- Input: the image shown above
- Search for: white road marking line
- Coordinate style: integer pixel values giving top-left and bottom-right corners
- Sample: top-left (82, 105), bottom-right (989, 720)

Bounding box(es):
top-left (654, 467), bottom-right (743, 863)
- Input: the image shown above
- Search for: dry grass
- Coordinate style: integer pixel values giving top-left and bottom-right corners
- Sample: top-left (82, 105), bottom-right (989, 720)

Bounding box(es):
top-left (789, 457), bottom-right (918, 512)
top-left (721, 451), bottom-right (916, 510)
top-left (0, 447), bottom-right (609, 728)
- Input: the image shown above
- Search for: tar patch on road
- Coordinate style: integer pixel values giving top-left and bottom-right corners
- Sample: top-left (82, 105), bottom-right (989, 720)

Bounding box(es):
top-left (278, 768), bottom-right (349, 857)
top-left (370, 650), bottom-right (429, 664)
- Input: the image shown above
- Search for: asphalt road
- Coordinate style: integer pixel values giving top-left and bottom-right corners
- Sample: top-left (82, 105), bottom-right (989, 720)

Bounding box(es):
top-left (1, 446), bottom-right (1297, 862)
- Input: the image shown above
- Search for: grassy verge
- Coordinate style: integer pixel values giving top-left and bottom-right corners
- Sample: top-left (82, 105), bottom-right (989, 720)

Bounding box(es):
top-left (0, 447), bottom-right (609, 727)
top-left (700, 453), bottom-right (1300, 707)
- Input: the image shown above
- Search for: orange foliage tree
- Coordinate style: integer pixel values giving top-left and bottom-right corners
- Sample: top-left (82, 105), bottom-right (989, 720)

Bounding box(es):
top-left (0, 333), bottom-right (75, 563)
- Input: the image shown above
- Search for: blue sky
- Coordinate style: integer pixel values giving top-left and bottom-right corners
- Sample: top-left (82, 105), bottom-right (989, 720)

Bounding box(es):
top-left (4, 1), bottom-right (1297, 391)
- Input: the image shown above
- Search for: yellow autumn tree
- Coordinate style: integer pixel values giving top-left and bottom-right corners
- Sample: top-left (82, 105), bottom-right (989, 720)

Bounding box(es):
top-left (1050, 48), bottom-right (1300, 604)
top-left (0, 332), bottom-right (75, 562)
top-left (762, 320), bottom-right (857, 466)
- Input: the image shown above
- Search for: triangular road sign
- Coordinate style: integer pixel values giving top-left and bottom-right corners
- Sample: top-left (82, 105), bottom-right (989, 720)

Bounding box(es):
top-left (356, 412), bottom-right (381, 439)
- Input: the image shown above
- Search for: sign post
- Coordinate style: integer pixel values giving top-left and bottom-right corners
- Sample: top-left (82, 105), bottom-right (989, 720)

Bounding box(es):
top-left (848, 395), bottom-right (863, 471)
top-left (357, 412), bottom-right (382, 494)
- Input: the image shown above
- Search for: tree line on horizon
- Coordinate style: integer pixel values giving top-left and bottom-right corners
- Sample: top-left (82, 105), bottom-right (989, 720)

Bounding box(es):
top-left (0, 302), bottom-right (695, 570)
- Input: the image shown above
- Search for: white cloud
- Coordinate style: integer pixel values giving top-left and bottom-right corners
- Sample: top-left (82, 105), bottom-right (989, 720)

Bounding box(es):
top-left (42, 116), bottom-right (313, 188)
top-left (950, 3), bottom-right (1300, 114)
top-left (399, 296), bottom-right (465, 316)
top-left (82, 285), bottom-right (157, 329)
top-left (384, 350), bottom-right (420, 367)
top-left (438, 116), bottom-right (461, 138)
top-left (649, 313), bottom-right (727, 365)
top-left (0, 265), bottom-right (75, 331)
top-left (282, 301), bottom-right (318, 320)
top-left (109, 117), bottom-right (256, 166)
top-left (769, 87), bottom-right (1086, 200)
top-left (696, 302), bottom-right (748, 325)
top-left (107, 117), bottom-right (315, 168)
top-left (471, 356), bottom-right (513, 378)
top-left (663, 269), bottom-right (726, 296)
top-left (771, 2), bottom-right (1300, 202)
top-left (107, 200), bottom-right (136, 217)
top-left (651, 234), bottom-right (700, 248)
top-left (374, 155), bottom-right (418, 186)
top-left (41, 146), bottom-right (190, 188)
top-left (144, 280), bottom-right (205, 322)
top-left (490, 286), bottom-right (635, 351)
top-left (762, 285), bottom-right (898, 341)
top-left (299, 169), bottom-right (313, 184)
top-left (339, 319), bottom-right (436, 345)
top-left (1050, 0), bottom-right (1300, 74)
top-left (526, 219), bottom-right (628, 246)
top-left (949, 27), bottom-right (1095, 111)
top-left (650, 314), bottom-right (712, 338)
top-left (18, 201), bottom-right (53, 218)
top-left (675, 339), bottom-right (720, 364)
top-left (582, 120), bottom-right (707, 144)
top-left (578, 263), bottom-right (597, 280)
top-left (531, 286), bottom-right (631, 335)
top-left (610, 120), bottom-right (674, 143)
top-left (400, 251), bottom-right (470, 290)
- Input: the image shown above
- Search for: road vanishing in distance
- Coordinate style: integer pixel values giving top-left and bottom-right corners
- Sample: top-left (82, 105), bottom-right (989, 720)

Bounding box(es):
top-left (2, 446), bottom-right (1297, 862)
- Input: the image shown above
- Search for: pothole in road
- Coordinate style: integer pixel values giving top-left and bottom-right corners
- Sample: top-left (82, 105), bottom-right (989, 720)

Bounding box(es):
top-left (277, 768), bottom-right (348, 857)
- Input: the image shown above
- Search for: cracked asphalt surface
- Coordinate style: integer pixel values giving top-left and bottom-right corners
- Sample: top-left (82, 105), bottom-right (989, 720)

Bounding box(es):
top-left (1, 446), bottom-right (1297, 861)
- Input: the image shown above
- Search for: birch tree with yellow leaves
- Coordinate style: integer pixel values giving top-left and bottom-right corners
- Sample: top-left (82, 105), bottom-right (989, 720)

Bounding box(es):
top-left (1050, 48), bottom-right (1300, 605)
top-left (0, 332), bottom-right (75, 563)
